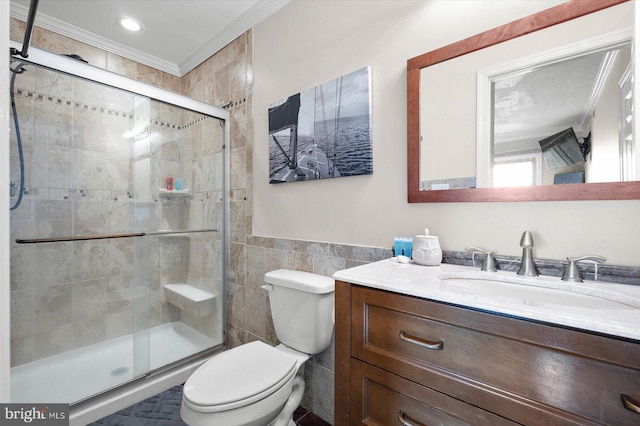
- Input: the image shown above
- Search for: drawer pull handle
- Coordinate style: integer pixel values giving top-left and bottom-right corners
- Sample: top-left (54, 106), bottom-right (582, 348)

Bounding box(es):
top-left (399, 330), bottom-right (444, 351)
top-left (622, 394), bottom-right (640, 414)
top-left (398, 410), bottom-right (427, 426)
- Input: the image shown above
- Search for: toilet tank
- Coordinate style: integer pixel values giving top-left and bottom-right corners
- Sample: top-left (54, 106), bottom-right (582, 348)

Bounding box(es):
top-left (264, 269), bottom-right (335, 355)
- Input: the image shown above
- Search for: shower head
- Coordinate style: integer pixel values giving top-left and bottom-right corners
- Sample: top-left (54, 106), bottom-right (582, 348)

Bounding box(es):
top-left (64, 54), bottom-right (89, 64)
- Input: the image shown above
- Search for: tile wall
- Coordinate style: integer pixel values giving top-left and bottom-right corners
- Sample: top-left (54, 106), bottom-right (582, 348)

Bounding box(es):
top-left (9, 65), bottom-right (143, 365)
top-left (147, 104), bottom-right (225, 340)
top-left (9, 21), bottom-right (226, 366)
top-left (238, 237), bottom-right (390, 422)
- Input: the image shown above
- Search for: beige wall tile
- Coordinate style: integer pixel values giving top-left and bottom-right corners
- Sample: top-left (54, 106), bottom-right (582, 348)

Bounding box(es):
top-left (33, 27), bottom-right (107, 69)
top-left (10, 17), bottom-right (26, 42)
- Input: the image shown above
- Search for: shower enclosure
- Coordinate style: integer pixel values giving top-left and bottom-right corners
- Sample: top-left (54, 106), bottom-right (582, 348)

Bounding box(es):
top-left (8, 45), bottom-right (228, 405)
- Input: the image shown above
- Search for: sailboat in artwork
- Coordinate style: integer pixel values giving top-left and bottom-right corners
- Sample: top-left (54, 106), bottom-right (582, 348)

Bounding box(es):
top-left (268, 78), bottom-right (343, 183)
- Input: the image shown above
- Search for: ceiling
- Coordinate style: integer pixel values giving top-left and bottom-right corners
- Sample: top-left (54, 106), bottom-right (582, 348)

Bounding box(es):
top-left (493, 44), bottom-right (630, 151)
top-left (10, 0), bottom-right (289, 77)
top-left (494, 50), bottom-right (605, 144)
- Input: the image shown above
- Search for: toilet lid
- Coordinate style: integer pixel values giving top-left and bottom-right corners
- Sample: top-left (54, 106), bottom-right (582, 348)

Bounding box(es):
top-left (183, 341), bottom-right (297, 409)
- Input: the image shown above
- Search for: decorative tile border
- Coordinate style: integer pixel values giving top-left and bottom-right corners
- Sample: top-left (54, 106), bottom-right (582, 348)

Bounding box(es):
top-left (218, 97), bottom-right (247, 110)
top-left (13, 87), bottom-right (213, 130)
top-left (13, 87), bottom-right (134, 120)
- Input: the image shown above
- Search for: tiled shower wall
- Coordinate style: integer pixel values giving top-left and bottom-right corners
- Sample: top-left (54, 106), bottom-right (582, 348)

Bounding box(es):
top-left (9, 67), bottom-right (138, 366)
top-left (146, 104), bottom-right (225, 340)
top-left (8, 19), bottom-right (187, 368)
top-left (8, 64), bottom-right (224, 365)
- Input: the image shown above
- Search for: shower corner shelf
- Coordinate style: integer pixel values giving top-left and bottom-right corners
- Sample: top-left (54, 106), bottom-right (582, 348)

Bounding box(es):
top-left (158, 188), bottom-right (191, 197)
top-left (164, 283), bottom-right (215, 318)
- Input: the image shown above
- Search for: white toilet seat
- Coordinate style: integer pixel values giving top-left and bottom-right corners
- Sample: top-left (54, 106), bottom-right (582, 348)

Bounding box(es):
top-left (183, 341), bottom-right (298, 413)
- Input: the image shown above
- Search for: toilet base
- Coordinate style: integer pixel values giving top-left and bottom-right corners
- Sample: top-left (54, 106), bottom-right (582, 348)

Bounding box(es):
top-left (271, 375), bottom-right (304, 426)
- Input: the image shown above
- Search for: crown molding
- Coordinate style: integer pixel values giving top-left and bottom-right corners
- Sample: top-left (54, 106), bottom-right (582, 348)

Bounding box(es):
top-left (11, 0), bottom-right (290, 77)
top-left (578, 48), bottom-right (620, 131)
top-left (10, 2), bottom-right (178, 76)
top-left (177, 0), bottom-right (289, 75)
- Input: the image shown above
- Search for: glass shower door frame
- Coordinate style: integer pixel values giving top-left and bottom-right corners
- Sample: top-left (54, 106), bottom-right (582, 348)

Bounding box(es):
top-left (6, 40), bottom-right (230, 403)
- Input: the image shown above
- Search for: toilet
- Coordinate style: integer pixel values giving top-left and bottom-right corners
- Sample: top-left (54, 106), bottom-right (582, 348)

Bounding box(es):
top-left (180, 269), bottom-right (335, 426)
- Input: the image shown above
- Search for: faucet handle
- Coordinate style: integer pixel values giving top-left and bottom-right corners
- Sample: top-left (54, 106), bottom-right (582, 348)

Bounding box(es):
top-left (561, 255), bottom-right (606, 283)
top-left (465, 247), bottom-right (497, 272)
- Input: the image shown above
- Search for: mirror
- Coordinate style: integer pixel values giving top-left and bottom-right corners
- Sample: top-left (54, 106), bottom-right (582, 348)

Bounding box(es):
top-left (407, 0), bottom-right (639, 202)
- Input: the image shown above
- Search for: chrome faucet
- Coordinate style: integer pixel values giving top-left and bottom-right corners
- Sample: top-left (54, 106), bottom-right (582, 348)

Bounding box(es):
top-left (517, 231), bottom-right (539, 277)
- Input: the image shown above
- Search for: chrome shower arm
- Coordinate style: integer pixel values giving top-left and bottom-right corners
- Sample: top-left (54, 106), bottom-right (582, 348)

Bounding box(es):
top-left (10, 0), bottom-right (40, 59)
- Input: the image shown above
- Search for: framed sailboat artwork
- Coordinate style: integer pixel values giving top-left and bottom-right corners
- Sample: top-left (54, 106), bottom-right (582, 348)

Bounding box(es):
top-left (268, 66), bottom-right (372, 184)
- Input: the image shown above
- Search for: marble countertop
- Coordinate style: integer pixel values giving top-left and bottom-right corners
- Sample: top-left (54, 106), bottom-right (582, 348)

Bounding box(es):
top-left (333, 259), bottom-right (640, 342)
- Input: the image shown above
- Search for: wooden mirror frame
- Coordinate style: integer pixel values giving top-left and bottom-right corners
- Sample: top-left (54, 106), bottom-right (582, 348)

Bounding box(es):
top-left (407, 0), bottom-right (637, 202)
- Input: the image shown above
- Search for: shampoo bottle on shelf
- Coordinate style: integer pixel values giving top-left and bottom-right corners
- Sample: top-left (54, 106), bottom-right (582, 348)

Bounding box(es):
top-left (166, 176), bottom-right (174, 191)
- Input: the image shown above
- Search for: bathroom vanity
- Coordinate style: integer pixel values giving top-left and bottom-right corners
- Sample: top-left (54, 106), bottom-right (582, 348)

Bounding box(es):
top-left (333, 260), bottom-right (640, 425)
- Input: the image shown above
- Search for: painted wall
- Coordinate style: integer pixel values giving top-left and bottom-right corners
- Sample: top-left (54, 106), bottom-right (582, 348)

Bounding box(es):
top-left (253, 0), bottom-right (640, 267)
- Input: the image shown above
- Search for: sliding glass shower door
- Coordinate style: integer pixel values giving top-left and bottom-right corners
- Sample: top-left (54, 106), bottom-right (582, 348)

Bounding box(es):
top-left (9, 58), bottom-right (226, 404)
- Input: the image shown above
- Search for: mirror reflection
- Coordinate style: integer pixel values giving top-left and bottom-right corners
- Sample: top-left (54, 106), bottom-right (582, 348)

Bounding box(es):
top-left (417, 1), bottom-right (634, 193)
top-left (490, 43), bottom-right (632, 188)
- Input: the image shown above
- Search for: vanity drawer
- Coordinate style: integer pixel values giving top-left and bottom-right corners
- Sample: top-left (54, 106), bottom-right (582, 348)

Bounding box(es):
top-left (351, 286), bottom-right (640, 425)
top-left (351, 358), bottom-right (516, 426)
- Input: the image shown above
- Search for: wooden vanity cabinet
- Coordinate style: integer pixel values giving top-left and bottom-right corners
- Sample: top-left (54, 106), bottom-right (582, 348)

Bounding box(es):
top-left (335, 280), bottom-right (640, 426)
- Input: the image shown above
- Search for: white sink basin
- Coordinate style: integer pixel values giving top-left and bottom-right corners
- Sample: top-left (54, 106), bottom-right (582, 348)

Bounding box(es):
top-left (439, 277), bottom-right (637, 310)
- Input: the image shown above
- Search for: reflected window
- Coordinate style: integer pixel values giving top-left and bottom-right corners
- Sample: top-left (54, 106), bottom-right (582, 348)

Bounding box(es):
top-left (493, 153), bottom-right (542, 187)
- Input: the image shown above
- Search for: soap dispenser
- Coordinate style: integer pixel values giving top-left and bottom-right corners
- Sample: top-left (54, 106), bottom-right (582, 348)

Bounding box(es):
top-left (412, 228), bottom-right (442, 266)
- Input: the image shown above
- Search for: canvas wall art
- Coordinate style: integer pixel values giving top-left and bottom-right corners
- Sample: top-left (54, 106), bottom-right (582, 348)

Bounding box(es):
top-left (268, 66), bottom-right (372, 183)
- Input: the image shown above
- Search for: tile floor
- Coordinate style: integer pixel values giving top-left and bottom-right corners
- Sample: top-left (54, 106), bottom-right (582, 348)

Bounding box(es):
top-left (91, 385), bottom-right (331, 425)
top-left (293, 406), bottom-right (331, 426)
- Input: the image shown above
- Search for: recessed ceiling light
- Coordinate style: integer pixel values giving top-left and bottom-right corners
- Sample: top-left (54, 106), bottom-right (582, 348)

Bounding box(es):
top-left (120, 17), bottom-right (143, 32)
